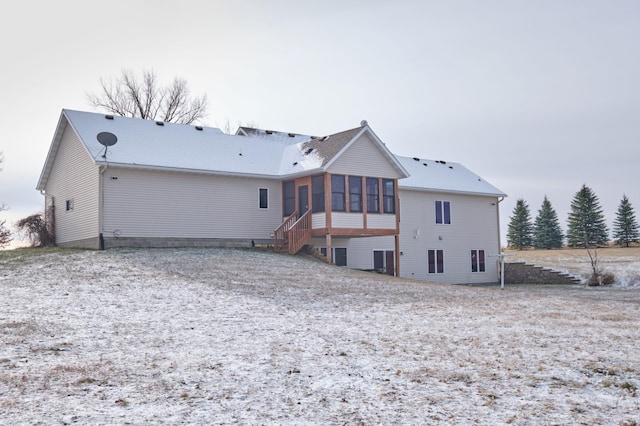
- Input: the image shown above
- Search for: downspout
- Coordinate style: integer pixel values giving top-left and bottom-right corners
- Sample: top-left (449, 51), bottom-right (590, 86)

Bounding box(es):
top-left (99, 165), bottom-right (107, 250)
top-left (496, 196), bottom-right (504, 250)
top-left (395, 179), bottom-right (400, 277)
top-left (496, 196), bottom-right (505, 282)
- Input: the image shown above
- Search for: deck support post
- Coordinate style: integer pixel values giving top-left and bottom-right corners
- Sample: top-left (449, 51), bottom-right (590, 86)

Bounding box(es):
top-left (394, 234), bottom-right (400, 277)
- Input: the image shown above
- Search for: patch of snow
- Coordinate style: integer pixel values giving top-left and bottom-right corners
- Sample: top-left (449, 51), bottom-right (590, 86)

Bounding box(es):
top-left (279, 144), bottom-right (324, 175)
top-left (1, 248), bottom-right (639, 424)
top-left (396, 155), bottom-right (506, 197)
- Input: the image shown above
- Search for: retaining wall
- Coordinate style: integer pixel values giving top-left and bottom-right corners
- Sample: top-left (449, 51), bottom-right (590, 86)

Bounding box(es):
top-left (504, 262), bottom-right (582, 285)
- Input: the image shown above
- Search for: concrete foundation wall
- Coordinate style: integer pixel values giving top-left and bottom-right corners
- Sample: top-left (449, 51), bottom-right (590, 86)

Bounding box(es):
top-left (58, 237), bottom-right (253, 250)
top-left (57, 237), bottom-right (101, 250)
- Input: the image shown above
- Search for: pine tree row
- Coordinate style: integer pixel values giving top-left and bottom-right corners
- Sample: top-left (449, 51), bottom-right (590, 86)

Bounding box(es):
top-left (507, 184), bottom-right (640, 250)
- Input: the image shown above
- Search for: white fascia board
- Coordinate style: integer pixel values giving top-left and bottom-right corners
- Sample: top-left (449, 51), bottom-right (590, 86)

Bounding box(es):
top-left (399, 185), bottom-right (508, 198)
top-left (94, 161), bottom-right (285, 180)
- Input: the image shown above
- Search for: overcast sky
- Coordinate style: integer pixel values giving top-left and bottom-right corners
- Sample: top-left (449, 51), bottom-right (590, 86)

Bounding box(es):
top-left (1, 0), bottom-right (639, 246)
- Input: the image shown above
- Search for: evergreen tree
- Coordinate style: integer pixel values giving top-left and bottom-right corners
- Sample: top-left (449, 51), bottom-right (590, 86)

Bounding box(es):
top-left (533, 195), bottom-right (564, 249)
top-left (566, 184), bottom-right (609, 247)
top-left (507, 199), bottom-right (533, 250)
top-left (612, 194), bottom-right (639, 247)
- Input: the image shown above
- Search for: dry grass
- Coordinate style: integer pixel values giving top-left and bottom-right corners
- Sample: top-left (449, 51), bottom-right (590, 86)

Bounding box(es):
top-left (504, 246), bottom-right (640, 261)
top-left (504, 246), bottom-right (640, 286)
top-left (1, 248), bottom-right (639, 424)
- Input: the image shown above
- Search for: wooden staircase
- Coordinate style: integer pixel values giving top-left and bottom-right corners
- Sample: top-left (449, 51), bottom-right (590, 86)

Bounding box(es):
top-left (274, 210), bottom-right (312, 255)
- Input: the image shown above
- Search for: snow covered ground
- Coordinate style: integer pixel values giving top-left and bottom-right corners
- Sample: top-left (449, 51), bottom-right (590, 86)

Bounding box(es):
top-left (1, 248), bottom-right (639, 424)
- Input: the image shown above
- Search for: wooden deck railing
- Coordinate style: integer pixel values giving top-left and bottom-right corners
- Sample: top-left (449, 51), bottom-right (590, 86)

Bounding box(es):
top-left (287, 210), bottom-right (312, 254)
top-left (274, 211), bottom-right (298, 253)
top-left (273, 210), bottom-right (312, 254)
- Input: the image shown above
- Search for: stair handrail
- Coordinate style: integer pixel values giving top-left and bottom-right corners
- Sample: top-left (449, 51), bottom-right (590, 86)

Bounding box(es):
top-left (287, 210), bottom-right (312, 254)
top-left (274, 211), bottom-right (298, 252)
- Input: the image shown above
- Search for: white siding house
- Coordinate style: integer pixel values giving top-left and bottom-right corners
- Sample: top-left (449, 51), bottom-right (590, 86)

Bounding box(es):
top-left (37, 109), bottom-right (506, 284)
top-left (41, 117), bottom-right (100, 247)
top-left (308, 156), bottom-right (506, 285)
top-left (101, 169), bottom-right (283, 247)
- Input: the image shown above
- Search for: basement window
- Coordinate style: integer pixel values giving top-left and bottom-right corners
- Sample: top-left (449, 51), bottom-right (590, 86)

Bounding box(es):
top-left (65, 199), bottom-right (74, 211)
top-left (428, 249), bottom-right (444, 274)
top-left (334, 248), bottom-right (347, 266)
top-left (471, 249), bottom-right (486, 272)
top-left (319, 247), bottom-right (347, 266)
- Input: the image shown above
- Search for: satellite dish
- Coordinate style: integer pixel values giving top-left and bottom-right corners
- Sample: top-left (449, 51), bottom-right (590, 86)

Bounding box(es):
top-left (97, 132), bottom-right (117, 158)
top-left (97, 132), bottom-right (118, 146)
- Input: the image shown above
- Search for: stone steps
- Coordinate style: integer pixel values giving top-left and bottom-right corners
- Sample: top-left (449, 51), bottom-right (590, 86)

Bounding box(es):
top-left (504, 262), bottom-right (582, 285)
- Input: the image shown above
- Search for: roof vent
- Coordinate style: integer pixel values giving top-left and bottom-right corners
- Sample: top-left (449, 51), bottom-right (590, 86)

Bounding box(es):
top-left (305, 148), bottom-right (314, 155)
top-left (293, 161), bottom-right (298, 166)
top-left (195, 126), bottom-right (203, 131)
top-left (321, 136), bottom-right (329, 142)
top-left (423, 163), bottom-right (428, 166)
top-left (360, 120), bottom-right (368, 127)
top-left (156, 121), bottom-right (164, 126)
top-left (288, 133), bottom-right (295, 138)
top-left (265, 130), bottom-right (273, 135)
top-left (105, 115), bottom-right (114, 120)
top-left (449, 166), bottom-right (453, 169)
top-left (413, 157), bottom-right (420, 161)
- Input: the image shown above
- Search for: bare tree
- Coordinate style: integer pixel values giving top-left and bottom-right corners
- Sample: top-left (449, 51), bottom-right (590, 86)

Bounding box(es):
top-left (0, 152), bottom-right (12, 248)
top-left (0, 218), bottom-right (9, 248)
top-left (87, 70), bottom-right (209, 124)
top-left (16, 213), bottom-right (54, 247)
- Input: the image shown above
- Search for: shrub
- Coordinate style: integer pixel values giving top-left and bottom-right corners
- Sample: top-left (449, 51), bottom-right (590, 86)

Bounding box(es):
top-left (587, 271), bottom-right (616, 286)
top-left (0, 218), bottom-right (11, 248)
top-left (600, 272), bottom-right (615, 286)
top-left (15, 213), bottom-right (55, 247)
